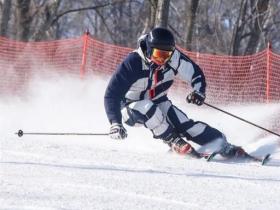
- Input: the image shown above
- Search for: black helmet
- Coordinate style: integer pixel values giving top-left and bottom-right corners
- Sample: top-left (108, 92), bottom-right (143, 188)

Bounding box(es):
top-left (146, 27), bottom-right (175, 52)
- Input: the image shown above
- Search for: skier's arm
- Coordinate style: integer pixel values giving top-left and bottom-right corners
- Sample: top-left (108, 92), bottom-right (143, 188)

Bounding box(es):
top-left (168, 50), bottom-right (206, 105)
top-left (176, 53), bottom-right (206, 94)
top-left (104, 63), bottom-right (132, 125)
top-left (104, 53), bottom-right (141, 125)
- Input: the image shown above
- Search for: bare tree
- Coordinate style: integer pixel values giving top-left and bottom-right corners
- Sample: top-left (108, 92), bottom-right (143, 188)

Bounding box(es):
top-left (15, 0), bottom-right (33, 41)
top-left (31, 0), bottom-right (61, 41)
top-left (141, 0), bottom-right (170, 35)
top-left (1, 0), bottom-right (280, 54)
top-left (244, 0), bottom-right (270, 55)
top-left (155, 0), bottom-right (170, 27)
top-left (229, 1), bottom-right (248, 55)
top-left (0, 0), bottom-right (12, 37)
top-left (32, 0), bottom-right (129, 41)
top-left (142, 0), bottom-right (157, 34)
top-left (228, 0), bottom-right (271, 55)
top-left (184, 0), bottom-right (199, 50)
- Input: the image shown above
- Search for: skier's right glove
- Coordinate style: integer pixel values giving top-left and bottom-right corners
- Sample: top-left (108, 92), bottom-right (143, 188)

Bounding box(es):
top-left (109, 123), bottom-right (127, 140)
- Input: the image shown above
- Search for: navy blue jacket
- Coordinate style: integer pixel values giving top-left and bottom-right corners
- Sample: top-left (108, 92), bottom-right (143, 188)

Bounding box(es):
top-left (104, 47), bottom-right (206, 124)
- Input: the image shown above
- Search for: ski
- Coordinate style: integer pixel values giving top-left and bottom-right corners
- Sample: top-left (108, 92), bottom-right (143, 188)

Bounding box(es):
top-left (188, 149), bottom-right (210, 159)
top-left (206, 152), bottom-right (219, 162)
top-left (173, 146), bottom-right (272, 165)
top-left (206, 152), bottom-right (271, 165)
top-left (261, 154), bottom-right (271, 165)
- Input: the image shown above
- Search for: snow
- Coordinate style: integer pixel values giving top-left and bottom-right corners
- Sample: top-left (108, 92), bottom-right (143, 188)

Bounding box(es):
top-left (1, 75), bottom-right (280, 210)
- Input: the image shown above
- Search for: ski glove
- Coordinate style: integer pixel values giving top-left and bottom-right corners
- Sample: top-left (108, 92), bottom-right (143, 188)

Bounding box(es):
top-left (109, 123), bottom-right (127, 140)
top-left (186, 90), bottom-right (205, 106)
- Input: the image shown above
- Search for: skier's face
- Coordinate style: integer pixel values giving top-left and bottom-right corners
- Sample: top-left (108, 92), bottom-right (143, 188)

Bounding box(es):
top-left (150, 48), bottom-right (173, 65)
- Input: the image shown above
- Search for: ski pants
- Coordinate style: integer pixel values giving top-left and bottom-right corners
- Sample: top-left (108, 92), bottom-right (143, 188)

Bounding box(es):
top-left (121, 99), bottom-right (225, 146)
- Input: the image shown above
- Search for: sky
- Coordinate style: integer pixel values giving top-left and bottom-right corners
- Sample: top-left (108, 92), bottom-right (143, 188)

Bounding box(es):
top-left (1, 75), bottom-right (280, 210)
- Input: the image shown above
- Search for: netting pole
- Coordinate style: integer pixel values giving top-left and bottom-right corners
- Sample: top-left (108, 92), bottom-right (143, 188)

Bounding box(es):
top-left (266, 42), bottom-right (271, 103)
top-left (80, 29), bottom-right (90, 78)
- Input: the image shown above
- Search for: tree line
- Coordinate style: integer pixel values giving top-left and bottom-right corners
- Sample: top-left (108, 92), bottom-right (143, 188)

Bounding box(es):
top-left (0, 0), bottom-right (279, 55)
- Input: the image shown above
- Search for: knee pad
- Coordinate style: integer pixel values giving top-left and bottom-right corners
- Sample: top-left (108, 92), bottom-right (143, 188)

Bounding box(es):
top-left (121, 100), bottom-right (171, 138)
top-left (121, 100), bottom-right (159, 127)
top-left (122, 107), bottom-right (145, 127)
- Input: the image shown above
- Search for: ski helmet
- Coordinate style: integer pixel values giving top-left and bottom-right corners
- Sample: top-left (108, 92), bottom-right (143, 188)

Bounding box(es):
top-left (146, 27), bottom-right (175, 54)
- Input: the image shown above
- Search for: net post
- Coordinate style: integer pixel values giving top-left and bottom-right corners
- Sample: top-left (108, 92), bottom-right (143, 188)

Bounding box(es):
top-left (266, 42), bottom-right (271, 103)
top-left (80, 29), bottom-right (90, 78)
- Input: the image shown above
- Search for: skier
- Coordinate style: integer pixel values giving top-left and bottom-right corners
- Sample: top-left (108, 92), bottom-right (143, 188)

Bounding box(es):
top-left (104, 27), bottom-right (245, 159)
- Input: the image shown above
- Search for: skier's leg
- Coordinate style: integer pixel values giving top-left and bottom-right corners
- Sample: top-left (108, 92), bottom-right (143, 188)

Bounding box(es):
top-left (163, 102), bottom-right (246, 157)
top-left (121, 100), bottom-right (197, 156)
top-left (159, 101), bottom-right (223, 145)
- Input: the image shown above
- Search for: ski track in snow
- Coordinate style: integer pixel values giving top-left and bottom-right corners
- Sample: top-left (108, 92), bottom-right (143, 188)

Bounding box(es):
top-left (1, 75), bottom-right (280, 210)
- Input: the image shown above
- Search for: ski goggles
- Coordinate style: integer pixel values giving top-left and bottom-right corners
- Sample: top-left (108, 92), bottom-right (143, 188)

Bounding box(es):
top-left (151, 48), bottom-right (173, 65)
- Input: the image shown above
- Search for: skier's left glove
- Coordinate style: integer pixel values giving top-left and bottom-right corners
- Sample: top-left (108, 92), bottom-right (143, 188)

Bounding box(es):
top-left (186, 90), bottom-right (205, 106)
top-left (109, 123), bottom-right (127, 140)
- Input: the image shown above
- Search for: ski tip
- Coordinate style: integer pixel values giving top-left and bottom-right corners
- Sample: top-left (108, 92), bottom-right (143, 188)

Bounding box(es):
top-left (261, 154), bottom-right (271, 165)
top-left (207, 152), bottom-right (218, 162)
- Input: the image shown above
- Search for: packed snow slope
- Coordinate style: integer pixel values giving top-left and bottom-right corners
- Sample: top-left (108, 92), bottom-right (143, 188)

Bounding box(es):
top-left (1, 75), bottom-right (280, 210)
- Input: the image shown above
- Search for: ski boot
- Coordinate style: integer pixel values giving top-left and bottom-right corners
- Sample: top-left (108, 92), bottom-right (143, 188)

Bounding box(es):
top-left (166, 135), bottom-right (202, 159)
top-left (216, 142), bottom-right (271, 164)
top-left (219, 143), bottom-right (247, 159)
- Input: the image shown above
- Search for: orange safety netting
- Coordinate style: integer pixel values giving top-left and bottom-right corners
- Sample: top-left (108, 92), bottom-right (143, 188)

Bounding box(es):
top-left (0, 34), bottom-right (279, 104)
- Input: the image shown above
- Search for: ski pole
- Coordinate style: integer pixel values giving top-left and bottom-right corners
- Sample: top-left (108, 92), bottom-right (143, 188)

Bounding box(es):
top-left (15, 129), bottom-right (109, 137)
top-left (203, 102), bottom-right (280, 137)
